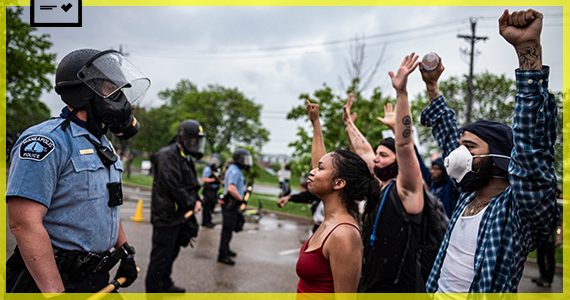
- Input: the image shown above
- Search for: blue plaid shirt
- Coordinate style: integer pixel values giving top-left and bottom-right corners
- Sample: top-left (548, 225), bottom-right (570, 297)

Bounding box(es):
top-left (420, 67), bottom-right (559, 293)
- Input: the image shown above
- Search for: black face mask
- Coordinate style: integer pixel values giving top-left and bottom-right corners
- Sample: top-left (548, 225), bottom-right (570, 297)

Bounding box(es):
top-left (373, 161), bottom-right (399, 181)
top-left (91, 91), bottom-right (139, 140)
top-left (457, 157), bottom-right (494, 193)
top-left (457, 172), bottom-right (492, 193)
top-left (236, 163), bottom-right (251, 172)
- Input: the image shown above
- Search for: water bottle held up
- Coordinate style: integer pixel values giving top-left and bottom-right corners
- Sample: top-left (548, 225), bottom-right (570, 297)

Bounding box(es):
top-left (422, 52), bottom-right (439, 72)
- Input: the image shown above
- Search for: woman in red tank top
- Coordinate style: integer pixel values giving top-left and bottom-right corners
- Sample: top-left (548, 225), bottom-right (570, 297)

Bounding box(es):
top-left (297, 101), bottom-right (377, 293)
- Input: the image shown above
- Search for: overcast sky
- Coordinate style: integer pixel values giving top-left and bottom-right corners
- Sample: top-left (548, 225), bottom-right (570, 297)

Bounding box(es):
top-left (19, 5), bottom-right (565, 156)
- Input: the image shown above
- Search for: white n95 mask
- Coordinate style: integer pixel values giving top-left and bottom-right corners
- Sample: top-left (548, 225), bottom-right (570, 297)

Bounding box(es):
top-left (445, 145), bottom-right (473, 183)
top-left (445, 145), bottom-right (511, 183)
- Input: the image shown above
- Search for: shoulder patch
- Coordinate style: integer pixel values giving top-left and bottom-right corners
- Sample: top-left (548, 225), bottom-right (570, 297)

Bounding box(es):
top-left (19, 135), bottom-right (55, 161)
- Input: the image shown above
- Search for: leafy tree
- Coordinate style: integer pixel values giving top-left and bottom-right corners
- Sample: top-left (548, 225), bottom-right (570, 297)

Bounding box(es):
top-left (270, 162), bottom-right (282, 173)
top-left (288, 154), bottom-right (312, 177)
top-left (286, 81), bottom-right (393, 161)
top-left (6, 7), bottom-right (56, 133)
top-left (128, 105), bottom-right (177, 153)
top-left (148, 80), bottom-right (269, 156)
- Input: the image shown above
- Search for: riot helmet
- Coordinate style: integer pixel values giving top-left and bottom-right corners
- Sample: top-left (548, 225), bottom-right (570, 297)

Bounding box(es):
top-left (233, 148), bottom-right (252, 172)
top-left (209, 153), bottom-right (221, 168)
top-left (177, 120), bottom-right (205, 159)
top-left (54, 49), bottom-right (150, 139)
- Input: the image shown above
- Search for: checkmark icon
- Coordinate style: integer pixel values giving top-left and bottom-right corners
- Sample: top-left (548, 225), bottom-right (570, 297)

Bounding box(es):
top-left (61, 3), bottom-right (72, 12)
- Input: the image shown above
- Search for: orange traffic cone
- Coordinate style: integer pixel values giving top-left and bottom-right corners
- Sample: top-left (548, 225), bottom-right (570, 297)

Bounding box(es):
top-left (130, 199), bottom-right (147, 222)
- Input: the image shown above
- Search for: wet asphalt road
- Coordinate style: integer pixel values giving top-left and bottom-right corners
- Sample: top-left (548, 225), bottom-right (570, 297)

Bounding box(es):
top-left (5, 183), bottom-right (314, 293)
top-left (5, 183), bottom-right (564, 293)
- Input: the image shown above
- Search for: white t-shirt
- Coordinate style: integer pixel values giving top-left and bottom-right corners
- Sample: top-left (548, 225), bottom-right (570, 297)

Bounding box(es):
top-left (437, 205), bottom-right (488, 293)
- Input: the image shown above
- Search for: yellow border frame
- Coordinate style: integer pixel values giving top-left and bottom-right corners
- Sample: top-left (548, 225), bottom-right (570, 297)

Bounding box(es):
top-left (1, 1), bottom-right (568, 300)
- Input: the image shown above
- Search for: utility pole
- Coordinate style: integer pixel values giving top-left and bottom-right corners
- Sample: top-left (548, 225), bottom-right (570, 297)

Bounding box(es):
top-left (457, 17), bottom-right (488, 124)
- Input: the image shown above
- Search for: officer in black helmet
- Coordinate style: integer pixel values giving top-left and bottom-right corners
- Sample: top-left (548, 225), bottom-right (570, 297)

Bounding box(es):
top-left (146, 119), bottom-right (204, 293)
top-left (6, 49), bottom-right (147, 293)
top-left (201, 153), bottom-right (222, 228)
top-left (217, 148), bottom-right (252, 265)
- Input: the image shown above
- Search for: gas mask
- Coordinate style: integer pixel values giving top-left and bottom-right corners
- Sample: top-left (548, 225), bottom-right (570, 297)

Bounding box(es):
top-left (181, 136), bottom-right (205, 160)
top-left (176, 120), bottom-right (206, 160)
top-left (445, 145), bottom-right (510, 192)
top-left (77, 50), bottom-right (150, 139)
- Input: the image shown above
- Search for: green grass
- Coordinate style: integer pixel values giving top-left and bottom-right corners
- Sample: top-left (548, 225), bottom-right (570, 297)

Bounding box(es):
top-left (254, 171), bottom-right (302, 192)
top-left (249, 193), bottom-right (313, 218)
top-left (527, 246), bottom-right (563, 265)
top-left (122, 173), bottom-right (154, 187)
top-left (131, 156), bottom-right (144, 168)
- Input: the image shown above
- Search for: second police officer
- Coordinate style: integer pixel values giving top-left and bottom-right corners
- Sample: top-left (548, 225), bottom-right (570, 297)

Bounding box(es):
top-left (201, 153), bottom-right (223, 228)
top-left (6, 49), bottom-right (148, 293)
top-left (218, 148), bottom-right (252, 265)
top-left (145, 120), bottom-right (205, 293)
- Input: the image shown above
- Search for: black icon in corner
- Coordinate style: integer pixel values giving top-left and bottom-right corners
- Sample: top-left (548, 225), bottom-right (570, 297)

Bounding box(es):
top-left (31, 0), bottom-right (82, 27)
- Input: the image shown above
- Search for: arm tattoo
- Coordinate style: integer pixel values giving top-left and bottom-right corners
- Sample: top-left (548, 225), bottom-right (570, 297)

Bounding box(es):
top-left (517, 45), bottom-right (542, 71)
top-left (427, 88), bottom-right (441, 102)
top-left (402, 116), bottom-right (412, 139)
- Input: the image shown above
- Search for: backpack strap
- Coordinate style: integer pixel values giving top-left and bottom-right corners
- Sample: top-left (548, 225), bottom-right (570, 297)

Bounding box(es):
top-left (370, 181), bottom-right (395, 247)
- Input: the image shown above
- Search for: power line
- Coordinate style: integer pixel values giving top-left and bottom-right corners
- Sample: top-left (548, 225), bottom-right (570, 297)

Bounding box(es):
top-left (124, 17), bottom-right (470, 59)
top-left (128, 26), bottom-right (467, 61)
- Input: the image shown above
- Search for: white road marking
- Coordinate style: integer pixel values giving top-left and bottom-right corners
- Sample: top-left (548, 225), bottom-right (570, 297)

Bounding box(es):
top-left (279, 249), bottom-right (300, 256)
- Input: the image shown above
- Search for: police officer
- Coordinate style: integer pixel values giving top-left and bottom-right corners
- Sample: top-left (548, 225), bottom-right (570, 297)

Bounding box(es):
top-left (6, 49), bottom-right (147, 293)
top-left (218, 148), bottom-right (252, 265)
top-left (145, 120), bottom-right (204, 293)
top-left (201, 153), bottom-right (222, 228)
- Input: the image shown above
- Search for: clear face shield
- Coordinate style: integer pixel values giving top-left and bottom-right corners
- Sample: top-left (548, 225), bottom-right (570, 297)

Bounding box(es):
top-left (195, 137), bottom-right (206, 158)
top-left (209, 155), bottom-right (221, 167)
top-left (77, 51), bottom-right (150, 103)
top-left (243, 153), bottom-right (253, 168)
top-left (183, 136), bottom-right (205, 160)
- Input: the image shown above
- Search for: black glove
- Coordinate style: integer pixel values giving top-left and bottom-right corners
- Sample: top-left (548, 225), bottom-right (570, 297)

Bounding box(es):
top-left (114, 256), bottom-right (137, 288)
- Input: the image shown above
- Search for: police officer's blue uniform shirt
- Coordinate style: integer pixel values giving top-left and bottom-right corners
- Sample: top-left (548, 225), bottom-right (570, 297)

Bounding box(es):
top-left (224, 164), bottom-right (245, 197)
top-left (202, 165), bottom-right (213, 179)
top-left (6, 117), bottom-right (123, 253)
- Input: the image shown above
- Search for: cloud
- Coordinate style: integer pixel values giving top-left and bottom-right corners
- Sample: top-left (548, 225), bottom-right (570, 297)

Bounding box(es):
top-left (23, 6), bottom-right (564, 155)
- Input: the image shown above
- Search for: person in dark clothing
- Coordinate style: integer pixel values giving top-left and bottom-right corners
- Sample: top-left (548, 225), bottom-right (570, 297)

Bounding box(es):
top-left (343, 53), bottom-right (427, 292)
top-left (145, 120), bottom-right (205, 293)
top-left (218, 148), bottom-right (252, 265)
top-left (533, 191), bottom-right (562, 288)
top-left (428, 157), bottom-right (460, 218)
top-left (201, 153), bottom-right (222, 228)
top-left (377, 103), bottom-right (460, 220)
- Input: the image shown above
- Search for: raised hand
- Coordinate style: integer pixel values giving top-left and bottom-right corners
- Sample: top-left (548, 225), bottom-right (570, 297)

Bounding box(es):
top-left (499, 9), bottom-right (542, 50)
top-left (342, 93), bottom-right (357, 125)
top-left (430, 151), bottom-right (441, 162)
top-left (377, 102), bottom-right (396, 131)
top-left (419, 52), bottom-right (445, 87)
top-left (499, 9), bottom-right (543, 70)
top-left (306, 100), bottom-right (320, 123)
top-left (389, 52), bottom-right (419, 93)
